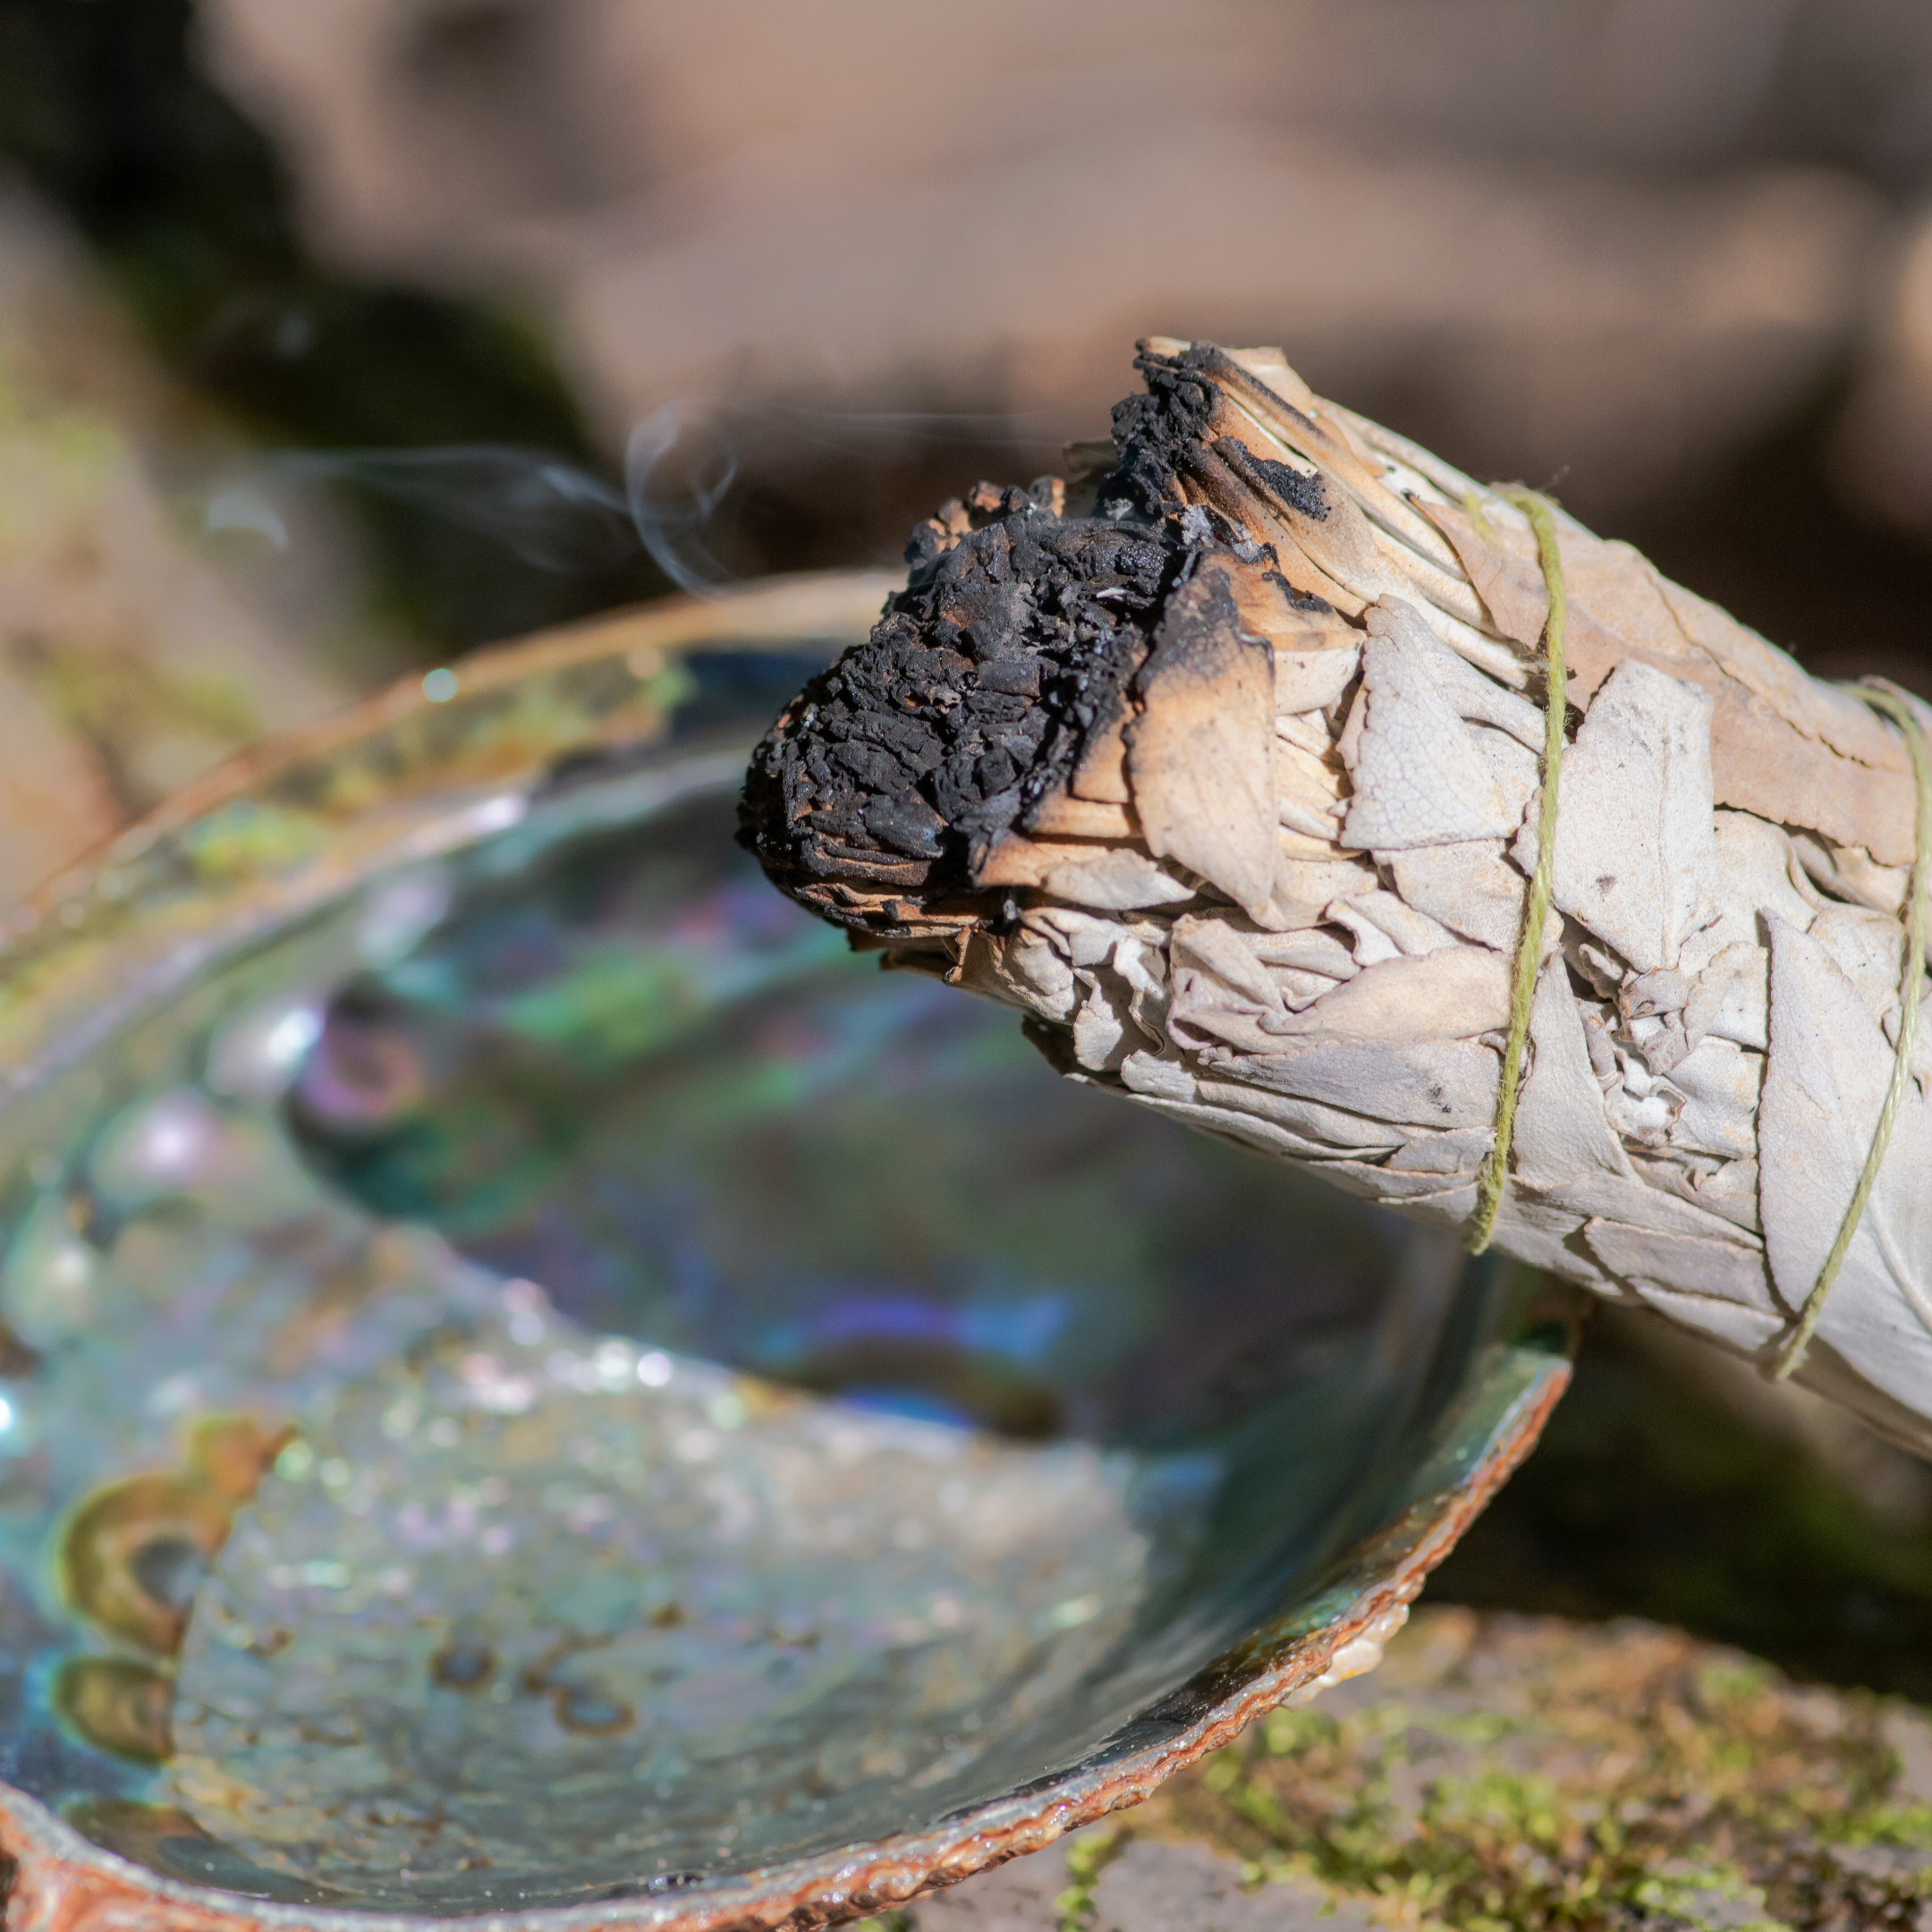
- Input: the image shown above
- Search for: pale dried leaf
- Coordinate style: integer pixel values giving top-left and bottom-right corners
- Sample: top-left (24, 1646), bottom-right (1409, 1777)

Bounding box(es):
top-left (1420, 501), bottom-right (1914, 864)
top-left (1583, 1220), bottom-right (1775, 1313)
top-left (1759, 916), bottom-right (1932, 1419)
top-left (1119, 1049), bottom-right (1199, 1102)
top-left (1071, 976), bottom-right (1137, 1072)
top-left (1126, 562), bottom-right (1278, 919)
top-left (947, 928), bottom-right (1077, 1024)
top-left (1171, 915), bottom-right (1283, 1010)
top-left (1275, 709), bottom-right (1336, 758)
top-left (1809, 905), bottom-right (1908, 1025)
top-left (1191, 1076), bottom-right (1409, 1154)
top-left (1275, 644), bottom-right (1361, 715)
top-left (1312, 1165), bottom-right (1486, 1211)
top-left (1278, 824), bottom-right (1353, 861)
top-left (1326, 888), bottom-right (1457, 962)
top-left (1385, 1126), bottom-right (1493, 1174)
top-left (1534, 1165), bottom-right (1757, 1244)
top-left (1383, 839), bottom-right (1527, 953)
top-left (1126, 1089), bottom-right (1395, 1165)
top-left (1665, 1037), bottom-right (1763, 1161)
top-left (1328, 907), bottom-right (1401, 968)
top-left (1470, 724), bottom-right (1539, 825)
top-left (1167, 988), bottom-right (1291, 1056)
top-left (1790, 833), bottom-right (1908, 919)
top-left (1024, 792), bottom-right (1138, 840)
top-left (1654, 572), bottom-right (1906, 775)
top-left (1263, 946), bottom-right (1510, 1042)
top-left (1244, 926), bottom-right (1360, 979)
top-left (1274, 733), bottom-right (1347, 840)
top-left (973, 833), bottom-right (1088, 889)
top-left (1405, 615), bottom-right (1546, 750)
top-left (1167, 944), bottom-right (1289, 1053)
top-left (1419, 499), bottom-right (1549, 649)
top-left (1681, 813), bottom-right (1817, 972)
top-left (1629, 1284), bottom-right (1785, 1353)
top-left (1110, 934), bottom-right (1170, 1041)
top-left (1514, 660), bottom-right (1719, 973)
top-left (1559, 531), bottom-right (1707, 679)
top-left (1603, 1056), bottom-right (1685, 1148)
top-left (1711, 682), bottom-right (1917, 870)
top-left (1272, 970), bottom-right (1354, 1011)
top-left (1632, 1154), bottom-right (1762, 1236)
top-left (1879, 1003), bottom-right (1932, 1091)
top-left (1513, 956), bottom-right (1632, 1191)
top-left (1216, 1036), bottom-right (1499, 1129)
top-left (1682, 941), bottom-right (1769, 1052)
top-left (979, 834), bottom-right (1195, 910)
top-left (1259, 851), bottom-right (1381, 929)
top-left (1041, 851), bottom-right (1197, 911)
top-left (1027, 906), bottom-right (1138, 969)
top-left (1694, 1158), bottom-right (1762, 1229)
top-left (1619, 967), bottom-right (1690, 1023)
top-left (1340, 605), bottom-right (1517, 851)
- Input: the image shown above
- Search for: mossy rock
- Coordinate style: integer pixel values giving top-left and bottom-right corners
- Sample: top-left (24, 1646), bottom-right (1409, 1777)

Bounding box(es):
top-left (888, 1606), bottom-right (1932, 1932)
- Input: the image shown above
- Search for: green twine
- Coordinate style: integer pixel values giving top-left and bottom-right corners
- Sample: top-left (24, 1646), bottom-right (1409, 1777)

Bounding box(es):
top-left (1771, 679), bottom-right (1932, 1379)
top-left (1467, 488), bottom-right (1568, 1256)
top-left (1449, 494), bottom-right (1929, 1361)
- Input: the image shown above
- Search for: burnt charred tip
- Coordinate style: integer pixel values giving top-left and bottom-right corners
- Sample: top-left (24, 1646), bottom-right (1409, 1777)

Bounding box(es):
top-left (738, 475), bottom-right (1194, 929)
top-left (737, 342), bottom-right (1302, 934)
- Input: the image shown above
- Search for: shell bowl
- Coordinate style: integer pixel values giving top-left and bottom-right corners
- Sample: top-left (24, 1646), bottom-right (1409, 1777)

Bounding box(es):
top-left (0, 578), bottom-right (1571, 1932)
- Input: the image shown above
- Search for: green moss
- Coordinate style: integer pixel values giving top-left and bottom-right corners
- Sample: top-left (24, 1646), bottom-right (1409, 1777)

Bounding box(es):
top-left (1129, 1609), bottom-right (1932, 1932)
top-left (1631, 1861), bottom-right (1784, 1932)
top-left (1054, 1823), bottom-right (1129, 1932)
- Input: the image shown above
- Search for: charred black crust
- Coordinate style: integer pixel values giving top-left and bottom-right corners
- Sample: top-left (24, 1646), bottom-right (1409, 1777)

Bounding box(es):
top-left (1216, 437), bottom-right (1328, 522)
top-left (738, 346), bottom-right (1241, 909)
top-left (739, 511), bottom-right (1184, 899)
top-left (1100, 344), bottom-right (1222, 521)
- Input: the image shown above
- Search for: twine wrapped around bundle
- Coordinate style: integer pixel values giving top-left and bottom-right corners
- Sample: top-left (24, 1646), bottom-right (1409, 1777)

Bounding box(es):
top-left (740, 340), bottom-right (1932, 1455)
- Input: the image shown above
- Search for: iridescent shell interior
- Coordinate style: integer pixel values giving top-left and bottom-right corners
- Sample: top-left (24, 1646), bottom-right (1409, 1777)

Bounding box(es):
top-left (0, 586), bottom-right (1565, 1928)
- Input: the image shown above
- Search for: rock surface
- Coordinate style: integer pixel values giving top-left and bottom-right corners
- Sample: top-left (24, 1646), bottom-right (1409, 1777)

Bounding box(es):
top-left (877, 1606), bottom-right (1932, 1932)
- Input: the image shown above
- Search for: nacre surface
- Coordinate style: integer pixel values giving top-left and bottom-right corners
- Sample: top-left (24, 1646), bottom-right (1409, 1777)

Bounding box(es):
top-left (0, 584), bottom-right (1568, 1930)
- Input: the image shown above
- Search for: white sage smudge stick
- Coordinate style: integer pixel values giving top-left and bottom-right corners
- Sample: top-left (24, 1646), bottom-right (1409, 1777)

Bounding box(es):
top-left (740, 338), bottom-right (1932, 1456)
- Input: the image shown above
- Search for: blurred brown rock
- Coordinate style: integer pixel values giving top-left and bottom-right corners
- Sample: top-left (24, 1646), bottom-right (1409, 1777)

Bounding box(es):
top-left (0, 184), bottom-right (352, 904)
top-left (1835, 211), bottom-right (1932, 532)
top-left (199, 0), bottom-right (1908, 519)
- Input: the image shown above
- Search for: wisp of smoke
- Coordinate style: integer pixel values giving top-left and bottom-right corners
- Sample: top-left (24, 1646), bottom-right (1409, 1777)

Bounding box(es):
top-left (623, 402), bottom-right (738, 593)
top-left (203, 397), bottom-right (1064, 592)
top-left (205, 402), bottom-right (739, 593)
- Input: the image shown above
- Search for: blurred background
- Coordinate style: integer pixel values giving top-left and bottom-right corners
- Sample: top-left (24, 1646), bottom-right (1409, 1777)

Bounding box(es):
top-left (8, 0), bottom-right (1932, 1700)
